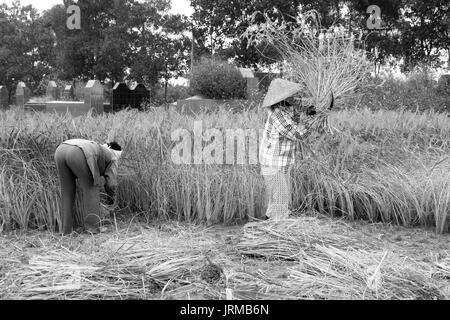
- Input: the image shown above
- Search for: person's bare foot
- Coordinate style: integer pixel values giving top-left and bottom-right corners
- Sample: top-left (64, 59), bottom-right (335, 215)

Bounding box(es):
top-left (84, 225), bottom-right (100, 234)
top-left (74, 226), bottom-right (85, 234)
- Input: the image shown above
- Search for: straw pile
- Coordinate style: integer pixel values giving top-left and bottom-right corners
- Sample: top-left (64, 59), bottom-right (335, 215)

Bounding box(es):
top-left (1, 218), bottom-right (448, 300)
top-left (0, 224), bottom-right (217, 299)
top-left (235, 218), bottom-right (449, 300)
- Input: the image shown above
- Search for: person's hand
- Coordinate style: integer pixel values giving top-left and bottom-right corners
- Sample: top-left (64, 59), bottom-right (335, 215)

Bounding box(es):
top-left (310, 114), bottom-right (328, 135)
top-left (104, 184), bottom-right (116, 205)
top-left (304, 117), bottom-right (316, 130)
top-left (304, 116), bottom-right (326, 136)
top-left (106, 196), bottom-right (114, 206)
top-left (292, 107), bottom-right (302, 123)
top-left (305, 106), bottom-right (317, 116)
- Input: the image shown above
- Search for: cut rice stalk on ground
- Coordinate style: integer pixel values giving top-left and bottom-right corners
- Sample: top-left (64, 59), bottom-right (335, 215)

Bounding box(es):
top-left (236, 218), bottom-right (449, 299)
top-left (0, 217), bottom-right (448, 300)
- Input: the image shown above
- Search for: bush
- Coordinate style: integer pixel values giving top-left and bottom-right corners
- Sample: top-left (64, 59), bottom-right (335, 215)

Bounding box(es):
top-left (150, 84), bottom-right (195, 105)
top-left (190, 57), bottom-right (247, 99)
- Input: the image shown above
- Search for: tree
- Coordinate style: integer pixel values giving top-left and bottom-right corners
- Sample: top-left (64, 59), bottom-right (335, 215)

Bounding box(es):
top-left (155, 15), bottom-right (191, 102)
top-left (43, 0), bottom-right (135, 82)
top-left (347, 0), bottom-right (448, 71)
top-left (41, 0), bottom-right (191, 87)
top-left (127, 1), bottom-right (191, 91)
top-left (399, 0), bottom-right (449, 70)
top-left (191, 0), bottom-right (373, 68)
top-left (191, 0), bottom-right (306, 67)
top-left (129, 1), bottom-right (190, 90)
top-left (190, 0), bottom-right (447, 72)
top-left (0, 1), bottom-right (56, 100)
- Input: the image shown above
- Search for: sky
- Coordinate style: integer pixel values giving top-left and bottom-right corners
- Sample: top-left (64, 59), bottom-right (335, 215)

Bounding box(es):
top-left (1, 0), bottom-right (194, 15)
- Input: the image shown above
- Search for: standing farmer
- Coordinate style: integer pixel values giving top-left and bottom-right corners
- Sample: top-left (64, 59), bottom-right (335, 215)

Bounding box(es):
top-left (259, 78), bottom-right (327, 220)
top-left (54, 139), bottom-right (123, 234)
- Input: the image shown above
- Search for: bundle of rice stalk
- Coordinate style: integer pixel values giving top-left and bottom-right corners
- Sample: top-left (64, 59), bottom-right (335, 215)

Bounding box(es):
top-left (236, 218), bottom-right (374, 261)
top-left (287, 246), bottom-right (447, 300)
top-left (243, 9), bottom-right (373, 133)
top-left (6, 240), bottom-right (208, 299)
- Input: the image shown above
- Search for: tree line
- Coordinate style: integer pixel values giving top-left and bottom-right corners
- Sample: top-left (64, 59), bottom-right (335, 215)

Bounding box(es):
top-left (191, 0), bottom-right (448, 71)
top-left (0, 0), bottom-right (191, 98)
top-left (0, 0), bottom-right (448, 98)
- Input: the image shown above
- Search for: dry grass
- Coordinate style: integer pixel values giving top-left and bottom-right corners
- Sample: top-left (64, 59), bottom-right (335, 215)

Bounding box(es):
top-left (245, 10), bottom-right (372, 99)
top-left (243, 9), bottom-right (373, 134)
top-left (237, 218), bottom-right (449, 299)
top-left (0, 216), bottom-right (448, 300)
top-left (0, 221), bottom-right (216, 299)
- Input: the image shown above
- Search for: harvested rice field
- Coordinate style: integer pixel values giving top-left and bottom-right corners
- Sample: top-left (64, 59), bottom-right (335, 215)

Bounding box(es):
top-left (1, 214), bottom-right (448, 300)
top-left (1, 106), bottom-right (449, 300)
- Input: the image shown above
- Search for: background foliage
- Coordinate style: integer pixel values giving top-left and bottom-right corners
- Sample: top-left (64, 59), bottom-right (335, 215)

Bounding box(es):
top-left (190, 57), bottom-right (247, 99)
top-left (1, 0), bottom-right (448, 102)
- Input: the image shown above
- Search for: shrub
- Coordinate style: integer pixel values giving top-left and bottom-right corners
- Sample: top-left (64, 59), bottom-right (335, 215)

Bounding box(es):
top-left (150, 84), bottom-right (195, 105)
top-left (190, 57), bottom-right (247, 100)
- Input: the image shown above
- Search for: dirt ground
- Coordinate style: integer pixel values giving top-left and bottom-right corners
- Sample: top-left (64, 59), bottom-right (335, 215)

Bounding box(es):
top-left (0, 213), bottom-right (449, 300)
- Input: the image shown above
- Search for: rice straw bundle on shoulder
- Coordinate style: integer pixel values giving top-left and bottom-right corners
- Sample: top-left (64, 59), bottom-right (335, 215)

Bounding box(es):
top-left (243, 9), bottom-right (373, 133)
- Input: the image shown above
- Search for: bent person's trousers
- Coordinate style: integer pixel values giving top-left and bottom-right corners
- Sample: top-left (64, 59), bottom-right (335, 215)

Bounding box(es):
top-left (261, 167), bottom-right (291, 220)
top-left (54, 144), bottom-right (101, 234)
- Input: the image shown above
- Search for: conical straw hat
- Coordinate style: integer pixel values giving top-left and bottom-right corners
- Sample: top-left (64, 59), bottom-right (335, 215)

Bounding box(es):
top-left (262, 79), bottom-right (302, 108)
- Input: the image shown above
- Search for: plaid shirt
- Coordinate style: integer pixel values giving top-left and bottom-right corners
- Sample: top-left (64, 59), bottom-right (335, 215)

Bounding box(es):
top-left (259, 106), bottom-right (308, 172)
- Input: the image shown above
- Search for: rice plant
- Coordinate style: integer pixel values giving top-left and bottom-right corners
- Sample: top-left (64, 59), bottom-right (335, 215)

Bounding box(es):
top-left (0, 104), bottom-right (449, 233)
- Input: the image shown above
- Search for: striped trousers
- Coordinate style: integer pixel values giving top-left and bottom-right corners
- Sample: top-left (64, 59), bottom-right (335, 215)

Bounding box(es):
top-left (261, 166), bottom-right (291, 220)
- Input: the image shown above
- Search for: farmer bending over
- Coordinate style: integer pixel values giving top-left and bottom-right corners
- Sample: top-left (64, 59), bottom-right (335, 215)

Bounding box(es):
top-left (259, 78), bottom-right (319, 220)
top-left (54, 139), bottom-right (123, 234)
